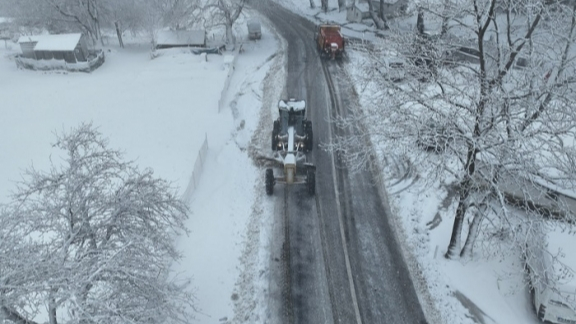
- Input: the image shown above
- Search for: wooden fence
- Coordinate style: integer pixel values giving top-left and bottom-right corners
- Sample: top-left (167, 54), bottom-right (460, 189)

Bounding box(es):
top-left (182, 134), bottom-right (209, 204)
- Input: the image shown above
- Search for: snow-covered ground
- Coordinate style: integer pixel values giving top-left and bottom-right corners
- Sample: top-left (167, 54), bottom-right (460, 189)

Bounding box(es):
top-left (0, 13), bottom-right (280, 323)
top-left (0, 2), bottom-right (566, 324)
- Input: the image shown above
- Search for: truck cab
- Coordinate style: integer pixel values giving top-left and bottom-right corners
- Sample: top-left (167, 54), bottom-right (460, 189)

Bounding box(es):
top-left (315, 24), bottom-right (345, 59)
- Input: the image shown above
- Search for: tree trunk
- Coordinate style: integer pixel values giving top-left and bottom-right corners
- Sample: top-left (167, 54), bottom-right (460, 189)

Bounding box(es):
top-left (115, 22), bottom-right (124, 48)
top-left (445, 194), bottom-right (467, 259)
top-left (96, 21), bottom-right (103, 47)
top-left (309, 0), bottom-right (316, 8)
top-left (338, 0), bottom-right (346, 11)
top-left (367, 1), bottom-right (388, 29)
top-left (416, 7), bottom-right (424, 35)
top-left (321, 0), bottom-right (328, 12)
top-left (460, 206), bottom-right (484, 258)
top-left (379, 0), bottom-right (384, 21)
top-left (225, 22), bottom-right (235, 49)
top-left (446, 143), bottom-right (478, 259)
top-left (48, 292), bottom-right (58, 324)
top-left (440, 12), bottom-right (449, 36)
top-left (440, 0), bottom-right (451, 36)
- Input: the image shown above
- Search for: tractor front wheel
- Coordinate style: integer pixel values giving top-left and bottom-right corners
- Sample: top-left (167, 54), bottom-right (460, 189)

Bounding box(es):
top-left (265, 168), bottom-right (275, 195)
top-left (271, 133), bottom-right (277, 151)
top-left (272, 120), bottom-right (280, 151)
top-left (305, 121), bottom-right (313, 152)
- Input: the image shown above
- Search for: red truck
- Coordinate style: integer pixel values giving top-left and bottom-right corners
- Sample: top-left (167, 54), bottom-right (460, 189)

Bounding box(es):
top-left (315, 24), bottom-right (345, 60)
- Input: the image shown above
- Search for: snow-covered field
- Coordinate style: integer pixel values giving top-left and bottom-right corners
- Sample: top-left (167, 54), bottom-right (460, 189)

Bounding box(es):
top-left (0, 13), bottom-right (281, 323)
top-left (0, 44), bottom-right (226, 200)
top-left (0, 2), bottom-right (566, 324)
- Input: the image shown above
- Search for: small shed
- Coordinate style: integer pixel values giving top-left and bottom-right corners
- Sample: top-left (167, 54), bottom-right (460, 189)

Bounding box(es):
top-left (17, 35), bottom-right (46, 58)
top-left (156, 30), bottom-right (206, 49)
top-left (18, 33), bottom-right (89, 63)
top-left (346, 2), bottom-right (370, 23)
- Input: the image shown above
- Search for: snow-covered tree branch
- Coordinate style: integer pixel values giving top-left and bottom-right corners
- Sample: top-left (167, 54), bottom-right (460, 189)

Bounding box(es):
top-left (201, 0), bottom-right (246, 46)
top-left (330, 0), bottom-right (576, 261)
top-left (1, 123), bottom-right (195, 324)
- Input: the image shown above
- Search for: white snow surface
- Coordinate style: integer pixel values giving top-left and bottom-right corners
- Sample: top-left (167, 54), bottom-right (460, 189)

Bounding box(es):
top-left (2, 2), bottom-right (573, 324)
top-left (278, 98), bottom-right (306, 110)
top-left (1, 15), bottom-right (281, 323)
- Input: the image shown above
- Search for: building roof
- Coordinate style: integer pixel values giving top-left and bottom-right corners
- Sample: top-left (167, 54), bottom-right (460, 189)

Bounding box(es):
top-left (18, 35), bottom-right (47, 44)
top-left (156, 30), bottom-right (205, 46)
top-left (247, 19), bottom-right (261, 30)
top-left (33, 33), bottom-right (82, 51)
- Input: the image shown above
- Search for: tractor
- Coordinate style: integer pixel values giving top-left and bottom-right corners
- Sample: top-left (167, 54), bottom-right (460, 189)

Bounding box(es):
top-left (266, 99), bottom-right (315, 195)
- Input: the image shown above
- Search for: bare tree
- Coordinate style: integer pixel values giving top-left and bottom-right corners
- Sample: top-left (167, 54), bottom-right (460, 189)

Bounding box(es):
top-left (8, 0), bottom-right (108, 44)
top-left (202, 0), bottom-right (246, 47)
top-left (104, 0), bottom-right (153, 46)
top-left (8, 0), bottom-right (65, 33)
top-left (43, 0), bottom-right (104, 43)
top-left (147, 0), bottom-right (200, 29)
top-left (7, 0), bottom-right (200, 46)
top-left (367, 0), bottom-right (388, 29)
top-left (1, 123), bottom-right (195, 324)
top-left (330, 0), bottom-right (576, 260)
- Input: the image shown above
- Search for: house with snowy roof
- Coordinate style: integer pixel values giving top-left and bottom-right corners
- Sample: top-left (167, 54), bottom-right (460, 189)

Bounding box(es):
top-left (17, 33), bottom-right (90, 63)
top-left (347, 2), bottom-right (371, 23)
top-left (155, 30), bottom-right (206, 49)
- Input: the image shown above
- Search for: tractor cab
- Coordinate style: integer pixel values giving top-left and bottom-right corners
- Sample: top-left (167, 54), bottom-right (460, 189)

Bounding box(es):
top-left (272, 99), bottom-right (313, 153)
top-left (278, 99), bottom-right (306, 135)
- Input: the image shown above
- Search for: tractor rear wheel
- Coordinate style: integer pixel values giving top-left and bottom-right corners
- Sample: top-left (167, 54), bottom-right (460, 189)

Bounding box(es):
top-left (265, 168), bottom-right (274, 195)
top-left (306, 168), bottom-right (315, 195)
